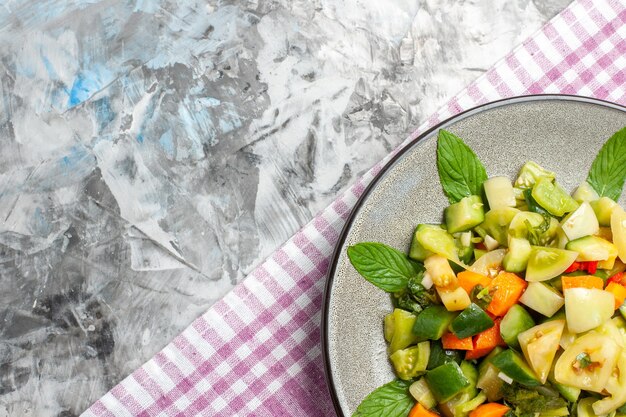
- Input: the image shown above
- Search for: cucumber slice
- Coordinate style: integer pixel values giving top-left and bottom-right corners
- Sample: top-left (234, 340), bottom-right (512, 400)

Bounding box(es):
top-left (531, 178), bottom-right (579, 217)
top-left (564, 288), bottom-right (614, 333)
top-left (578, 398), bottom-right (600, 417)
top-left (500, 305), bottom-right (535, 349)
top-left (427, 340), bottom-right (462, 370)
top-left (450, 304), bottom-right (494, 339)
top-left (390, 341), bottom-right (430, 380)
top-left (425, 362), bottom-right (471, 402)
top-left (517, 320), bottom-right (565, 384)
top-left (514, 161), bottom-right (556, 189)
top-left (591, 196), bottom-right (618, 227)
top-left (476, 347), bottom-right (505, 401)
top-left (475, 208), bottom-right (520, 246)
top-left (525, 246), bottom-right (578, 282)
top-left (445, 195), bottom-right (485, 234)
top-left (491, 349), bottom-right (540, 387)
top-left (560, 201), bottom-right (599, 241)
top-left (611, 205), bottom-right (626, 263)
top-left (460, 360), bottom-right (479, 398)
top-left (519, 282), bottom-right (564, 317)
top-left (484, 177), bottom-right (516, 209)
top-left (572, 181), bottom-right (600, 202)
top-left (566, 235), bottom-right (618, 262)
top-left (503, 237), bottom-right (531, 273)
top-left (412, 305), bottom-right (457, 342)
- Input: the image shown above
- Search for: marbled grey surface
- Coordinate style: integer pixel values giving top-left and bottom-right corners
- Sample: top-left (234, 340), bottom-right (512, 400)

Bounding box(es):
top-left (0, 0), bottom-right (571, 415)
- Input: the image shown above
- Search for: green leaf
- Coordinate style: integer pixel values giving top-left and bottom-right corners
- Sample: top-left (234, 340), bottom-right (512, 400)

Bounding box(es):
top-left (347, 243), bottom-right (419, 292)
top-left (353, 379), bottom-right (415, 417)
top-left (437, 129), bottom-right (488, 203)
top-left (587, 126), bottom-right (626, 201)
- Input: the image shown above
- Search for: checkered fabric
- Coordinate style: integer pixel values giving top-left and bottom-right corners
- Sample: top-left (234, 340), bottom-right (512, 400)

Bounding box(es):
top-left (83, 0), bottom-right (626, 415)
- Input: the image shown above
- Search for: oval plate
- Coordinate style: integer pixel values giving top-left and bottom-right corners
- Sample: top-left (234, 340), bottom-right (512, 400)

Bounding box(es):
top-left (322, 95), bottom-right (626, 416)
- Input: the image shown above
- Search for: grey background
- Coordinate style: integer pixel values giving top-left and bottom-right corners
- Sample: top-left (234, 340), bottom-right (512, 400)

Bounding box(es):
top-left (0, 0), bottom-right (571, 415)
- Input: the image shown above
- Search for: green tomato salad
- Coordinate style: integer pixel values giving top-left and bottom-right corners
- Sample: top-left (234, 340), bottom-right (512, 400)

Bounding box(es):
top-left (347, 128), bottom-right (626, 417)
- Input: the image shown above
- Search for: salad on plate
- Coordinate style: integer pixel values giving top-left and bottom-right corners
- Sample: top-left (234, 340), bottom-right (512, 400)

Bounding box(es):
top-left (347, 127), bottom-right (626, 417)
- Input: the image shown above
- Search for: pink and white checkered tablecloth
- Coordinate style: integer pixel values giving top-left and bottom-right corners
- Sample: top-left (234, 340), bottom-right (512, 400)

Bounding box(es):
top-left (83, 0), bottom-right (626, 415)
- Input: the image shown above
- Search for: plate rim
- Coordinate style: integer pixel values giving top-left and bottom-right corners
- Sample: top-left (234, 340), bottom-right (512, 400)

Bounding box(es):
top-left (321, 93), bottom-right (626, 417)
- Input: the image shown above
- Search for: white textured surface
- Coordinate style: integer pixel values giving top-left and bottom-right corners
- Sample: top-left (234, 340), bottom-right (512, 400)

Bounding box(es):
top-left (0, 0), bottom-right (570, 415)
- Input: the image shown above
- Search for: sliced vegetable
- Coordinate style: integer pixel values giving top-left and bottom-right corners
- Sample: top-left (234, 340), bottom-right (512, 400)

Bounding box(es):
top-left (446, 196), bottom-right (485, 234)
top-left (591, 196), bottom-right (618, 226)
top-left (442, 333), bottom-right (474, 351)
top-left (476, 348), bottom-right (505, 402)
top-left (484, 177), bottom-right (516, 210)
top-left (518, 282), bottom-right (564, 318)
top-left (469, 249), bottom-right (506, 277)
top-left (425, 362), bottom-right (471, 403)
top-left (517, 320), bottom-right (565, 384)
top-left (606, 281), bottom-right (626, 309)
top-left (560, 201), bottom-right (599, 241)
top-left (468, 403), bottom-right (510, 417)
top-left (490, 349), bottom-right (540, 387)
top-left (514, 161), bottom-right (556, 189)
top-left (508, 211), bottom-right (558, 246)
top-left (456, 392), bottom-right (488, 417)
top-left (409, 378), bottom-right (438, 410)
top-left (525, 247), bottom-right (578, 282)
top-left (428, 340), bottom-right (463, 370)
top-left (466, 318), bottom-right (505, 360)
top-left (389, 308), bottom-right (419, 353)
top-left (531, 177), bottom-right (579, 217)
top-left (413, 305), bottom-right (457, 342)
top-left (485, 272), bottom-right (527, 317)
top-left (450, 304), bottom-right (494, 339)
top-left (592, 350), bottom-right (626, 415)
top-left (457, 271), bottom-right (492, 295)
top-left (475, 208), bottom-right (520, 246)
top-left (384, 312), bottom-right (395, 342)
top-left (437, 286), bottom-right (472, 312)
top-left (409, 403), bottom-right (440, 417)
top-left (410, 227), bottom-right (451, 262)
top-left (499, 305), bottom-right (535, 349)
top-left (502, 238), bottom-right (532, 273)
top-left (390, 342), bottom-right (430, 380)
top-left (611, 205), bottom-right (626, 263)
top-left (561, 274), bottom-right (604, 290)
top-left (425, 254), bottom-right (458, 287)
top-left (572, 181), bottom-right (600, 202)
top-left (566, 235), bottom-right (618, 261)
top-left (564, 287), bottom-right (614, 333)
top-left (554, 331), bottom-right (620, 392)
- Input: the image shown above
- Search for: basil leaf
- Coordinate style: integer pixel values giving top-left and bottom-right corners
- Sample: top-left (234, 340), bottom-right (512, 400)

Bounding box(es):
top-left (347, 243), bottom-right (419, 292)
top-left (353, 379), bottom-right (414, 417)
top-left (437, 129), bottom-right (488, 203)
top-left (587, 126), bottom-right (626, 201)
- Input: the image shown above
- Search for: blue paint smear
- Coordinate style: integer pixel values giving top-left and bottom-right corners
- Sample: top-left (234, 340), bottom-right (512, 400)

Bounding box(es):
top-left (159, 130), bottom-right (175, 158)
top-left (33, 207), bottom-right (52, 236)
top-left (67, 65), bottom-right (113, 108)
top-left (40, 54), bottom-right (58, 79)
top-left (136, 133), bottom-right (144, 143)
top-left (94, 97), bottom-right (115, 130)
